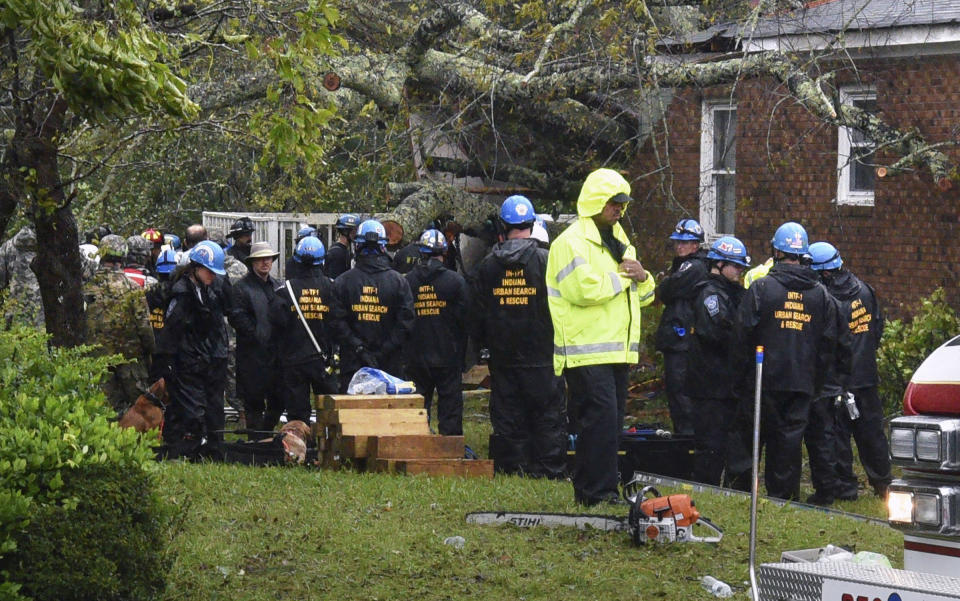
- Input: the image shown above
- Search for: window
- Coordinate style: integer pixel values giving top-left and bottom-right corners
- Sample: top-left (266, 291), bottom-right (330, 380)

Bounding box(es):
top-left (837, 87), bottom-right (877, 206)
top-left (699, 102), bottom-right (737, 238)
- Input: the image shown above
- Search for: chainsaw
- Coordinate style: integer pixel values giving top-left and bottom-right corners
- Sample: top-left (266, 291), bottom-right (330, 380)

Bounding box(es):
top-left (466, 477), bottom-right (722, 546)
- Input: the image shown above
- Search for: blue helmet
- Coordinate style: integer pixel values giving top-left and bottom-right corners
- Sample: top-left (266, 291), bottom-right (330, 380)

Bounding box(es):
top-left (355, 219), bottom-right (387, 253)
top-left (294, 236), bottom-right (325, 264)
top-left (188, 240), bottom-right (226, 275)
top-left (155, 248), bottom-right (178, 275)
top-left (164, 233), bottom-right (182, 250)
top-left (809, 241), bottom-right (843, 271)
top-left (771, 221), bottom-right (809, 255)
top-left (418, 229), bottom-right (448, 255)
top-left (296, 225), bottom-right (318, 242)
top-left (707, 236), bottom-right (751, 267)
top-left (336, 213), bottom-right (361, 231)
top-left (500, 195), bottom-right (536, 226)
top-left (670, 218), bottom-right (705, 242)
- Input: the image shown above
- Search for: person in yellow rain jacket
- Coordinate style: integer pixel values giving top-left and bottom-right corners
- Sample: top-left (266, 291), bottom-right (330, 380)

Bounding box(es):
top-left (546, 168), bottom-right (656, 505)
top-left (744, 256), bottom-right (773, 287)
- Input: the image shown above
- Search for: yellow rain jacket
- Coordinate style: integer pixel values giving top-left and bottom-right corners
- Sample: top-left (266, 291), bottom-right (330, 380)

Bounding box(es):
top-left (744, 257), bottom-right (773, 288)
top-left (546, 169), bottom-right (656, 375)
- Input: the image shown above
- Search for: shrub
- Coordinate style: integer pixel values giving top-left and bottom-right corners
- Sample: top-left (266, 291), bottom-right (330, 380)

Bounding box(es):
top-left (877, 288), bottom-right (960, 417)
top-left (0, 323), bottom-right (175, 601)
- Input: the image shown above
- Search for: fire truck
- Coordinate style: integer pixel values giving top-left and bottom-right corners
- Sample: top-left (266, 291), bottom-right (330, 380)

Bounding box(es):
top-left (757, 334), bottom-right (960, 600)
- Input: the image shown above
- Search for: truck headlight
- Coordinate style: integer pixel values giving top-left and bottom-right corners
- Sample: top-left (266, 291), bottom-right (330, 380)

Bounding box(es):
top-left (916, 430), bottom-right (942, 461)
top-left (915, 493), bottom-right (941, 526)
top-left (888, 491), bottom-right (913, 523)
top-left (890, 427), bottom-right (914, 460)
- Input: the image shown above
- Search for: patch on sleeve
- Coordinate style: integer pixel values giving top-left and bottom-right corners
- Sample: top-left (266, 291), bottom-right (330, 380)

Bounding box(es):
top-left (679, 261), bottom-right (692, 272)
top-left (703, 294), bottom-right (720, 317)
top-left (164, 298), bottom-right (178, 318)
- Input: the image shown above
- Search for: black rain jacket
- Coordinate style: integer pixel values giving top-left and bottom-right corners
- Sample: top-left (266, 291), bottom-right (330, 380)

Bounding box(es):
top-left (405, 259), bottom-right (469, 368)
top-left (156, 274), bottom-right (228, 368)
top-left (229, 271), bottom-right (285, 372)
top-left (275, 266), bottom-right (335, 366)
top-left (823, 269), bottom-right (883, 388)
top-left (655, 250), bottom-right (709, 352)
top-left (470, 238), bottom-right (553, 367)
top-left (324, 241), bottom-right (351, 279)
top-left (686, 273), bottom-right (745, 399)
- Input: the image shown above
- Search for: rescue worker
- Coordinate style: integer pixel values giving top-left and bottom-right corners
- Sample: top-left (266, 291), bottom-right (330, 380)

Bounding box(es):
top-left (744, 257), bottom-right (773, 288)
top-left (325, 214), bottom-right (360, 279)
top-left (285, 226), bottom-right (318, 280)
top-left (141, 228), bottom-right (165, 275)
top-left (123, 235), bottom-right (158, 289)
top-left (654, 218), bottom-right (708, 435)
top-left (226, 217), bottom-right (255, 263)
top-left (209, 229), bottom-right (248, 283)
top-left (810, 241), bottom-right (891, 499)
top-left (83, 235), bottom-right (155, 411)
top-left (0, 226), bottom-right (44, 328)
top-left (392, 229), bottom-right (427, 275)
top-left (154, 241), bottom-right (230, 460)
top-left (731, 222), bottom-right (843, 501)
top-left (183, 224), bottom-right (207, 251)
top-left (405, 229), bottom-right (469, 435)
top-left (330, 219), bottom-right (415, 392)
top-left (208, 227), bottom-right (246, 416)
top-left (686, 236), bottom-right (749, 485)
top-left (547, 169), bottom-right (656, 505)
top-left (474, 196), bottom-right (566, 477)
top-left (146, 248), bottom-right (178, 347)
top-left (276, 236), bottom-right (336, 424)
top-left (230, 241), bottom-right (286, 436)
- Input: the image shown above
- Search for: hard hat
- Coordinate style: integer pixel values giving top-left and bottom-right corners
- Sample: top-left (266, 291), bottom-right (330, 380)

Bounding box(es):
top-left (125, 235), bottom-right (152, 265)
top-left (296, 226), bottom-right (318, 243)
top-left (188, 240), bottom-right (226, 275)
top-left (500, 195), bottom-right (536, 226)
top-left (98, 234), bottom-right (128, 261)
top-left (294, 236), bottom-right (325, 265)
top-left (771, 222), bottom-right (809, 255)
top-left (355, 219), bottom-right (387, 253)
top-left (809, 241), bottom-right (843, 271)
top-left (164, 233), bottom-right (182, 250)
top-left (155, 248), bottom-right (178, 274)
top-left (141, 228), bottom-right (164, 244)
top-left (336, 214), bottom-right (361, 231)
top-left (531, 217), bottom-right (550, 244)
top-left (669, 218), bottom-right (705, 242)
top-left (418, 229), bottom-right (448, 255)
top-left (227, 217), bottom-right (255, 238)
top-left (707, 236), bottom-right (751, 267)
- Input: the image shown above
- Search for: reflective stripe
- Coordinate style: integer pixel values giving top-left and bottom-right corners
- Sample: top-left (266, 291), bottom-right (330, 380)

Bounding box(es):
top-left (629, 342), bottom-right (640, 352)
top-left (547, 286), bottom-right (562, 298)
top-left (555, 256), bottom-right (587, 282)
top-left (638, 289), bottom-right (654, 301)
top-left (630, 281), bottom-right (637, 293)
top-left (554, 342), bottom-right (625, 356)
top-left (608, 272), bottom-right (623, 294)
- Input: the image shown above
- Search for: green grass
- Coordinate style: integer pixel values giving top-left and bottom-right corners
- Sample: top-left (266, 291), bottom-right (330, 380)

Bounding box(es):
top-left (159, 391), bottom-right (902, 601)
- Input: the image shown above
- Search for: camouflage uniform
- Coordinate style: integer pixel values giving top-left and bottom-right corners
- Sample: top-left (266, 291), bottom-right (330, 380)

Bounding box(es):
top-left (123, 235), bottom-right (158, 288)
top-left (0, 226), bottom-right (44, 328)
top-left (83, 238), bottom-right (155, 411)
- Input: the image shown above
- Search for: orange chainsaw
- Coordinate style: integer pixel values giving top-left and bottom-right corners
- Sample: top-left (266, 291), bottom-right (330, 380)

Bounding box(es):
top-left (466, 479), bottom-right (722, 546)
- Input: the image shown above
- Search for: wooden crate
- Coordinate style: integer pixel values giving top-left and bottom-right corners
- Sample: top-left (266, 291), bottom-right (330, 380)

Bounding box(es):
top-left (372, 458), bottom-right (494, 478)
top-left (315, 394), bottom-right (424, 411)
top-left (368, 435), bottom-right (464, 460)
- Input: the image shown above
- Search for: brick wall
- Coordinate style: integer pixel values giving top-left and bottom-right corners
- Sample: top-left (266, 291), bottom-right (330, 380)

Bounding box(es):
top-left (629, 54), bottom-right (960, 319)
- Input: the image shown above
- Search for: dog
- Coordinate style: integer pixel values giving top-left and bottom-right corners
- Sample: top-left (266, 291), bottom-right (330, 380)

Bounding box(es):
top-left (118, 378), bottom-right (167, 433)
top-left (276, 420), bottom-right (312, 464)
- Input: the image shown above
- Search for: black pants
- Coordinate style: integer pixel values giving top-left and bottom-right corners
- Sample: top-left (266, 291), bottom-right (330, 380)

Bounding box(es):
top-left (489, 364), bottom-right (566, 478)
top-left (565, 364), bottom-right (628, 504)
top-left (835, 386), bottom-right (892, 495)
top-left (163, 359), bottom-right (227, 459)
top-left (408, 363), bottom-right (464, 435)
top-left (281, 358), bottom-right (335, 424)
top-left (804, 396), bottom-right (843, 497)
top-left (238, 357), bottom-right (283, 437)
top-left (663, 351), bottom-right (695, 435)
top-left (692, 398), bottom-right (735, 485)
top-left (761, 390), bottom-right (812, 501)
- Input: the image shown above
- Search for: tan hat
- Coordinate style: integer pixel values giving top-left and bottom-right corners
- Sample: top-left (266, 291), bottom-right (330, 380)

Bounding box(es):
top-left (245, 241), bottom-right (279, 263)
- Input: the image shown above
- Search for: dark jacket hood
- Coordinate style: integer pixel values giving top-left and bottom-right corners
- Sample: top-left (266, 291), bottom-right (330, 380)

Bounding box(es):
top-left (492, 238), bottom-right (539, 266)
top-left (410, 259), bottom-right (446, 282)
top-left (823, 269), bottom-right (862, 301)
top-left (356, 253), bottom-right (394, 273)
top-left (768, 262), bottom-right (820, 290)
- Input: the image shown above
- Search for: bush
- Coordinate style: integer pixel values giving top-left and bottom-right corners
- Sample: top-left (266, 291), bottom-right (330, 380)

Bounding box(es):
top-left (0, 323), bottom-right (176, 601)
top-left (877, 288), bottom-right (960, 417)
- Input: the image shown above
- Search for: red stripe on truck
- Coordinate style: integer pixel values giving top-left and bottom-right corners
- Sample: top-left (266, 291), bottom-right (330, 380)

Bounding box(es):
top-left (903, 382), bottom-right (960, 416)
top-left (904, 539), bottom-right (960, 557)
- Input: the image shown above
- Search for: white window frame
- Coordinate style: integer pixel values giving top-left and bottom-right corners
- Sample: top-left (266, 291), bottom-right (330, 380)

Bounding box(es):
top-left (699, 100), bottom-right (737, 239)
top-left (837, 87), bottom-right (878, 206)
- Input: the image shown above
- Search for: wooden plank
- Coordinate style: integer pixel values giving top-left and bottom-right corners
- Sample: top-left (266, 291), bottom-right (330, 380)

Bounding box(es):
top-left (319, 408), bottom-right (428, 427)
top-left (373, 458), bottom-right (494, 478)
top-left (368, 435), bottom-right (464, 460)
top-left (337, 421), bottom-right (431, 437)
top-left (338, 435), bottom-right (369, 459)
top-left (461, 365), bottom-right (490, 388)
top-left (319, 394), bottom-right (424, 410)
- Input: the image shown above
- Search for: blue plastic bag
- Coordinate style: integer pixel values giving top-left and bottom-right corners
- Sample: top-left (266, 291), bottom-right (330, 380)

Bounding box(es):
top-left (347, 367), bottom-right (416, 395)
